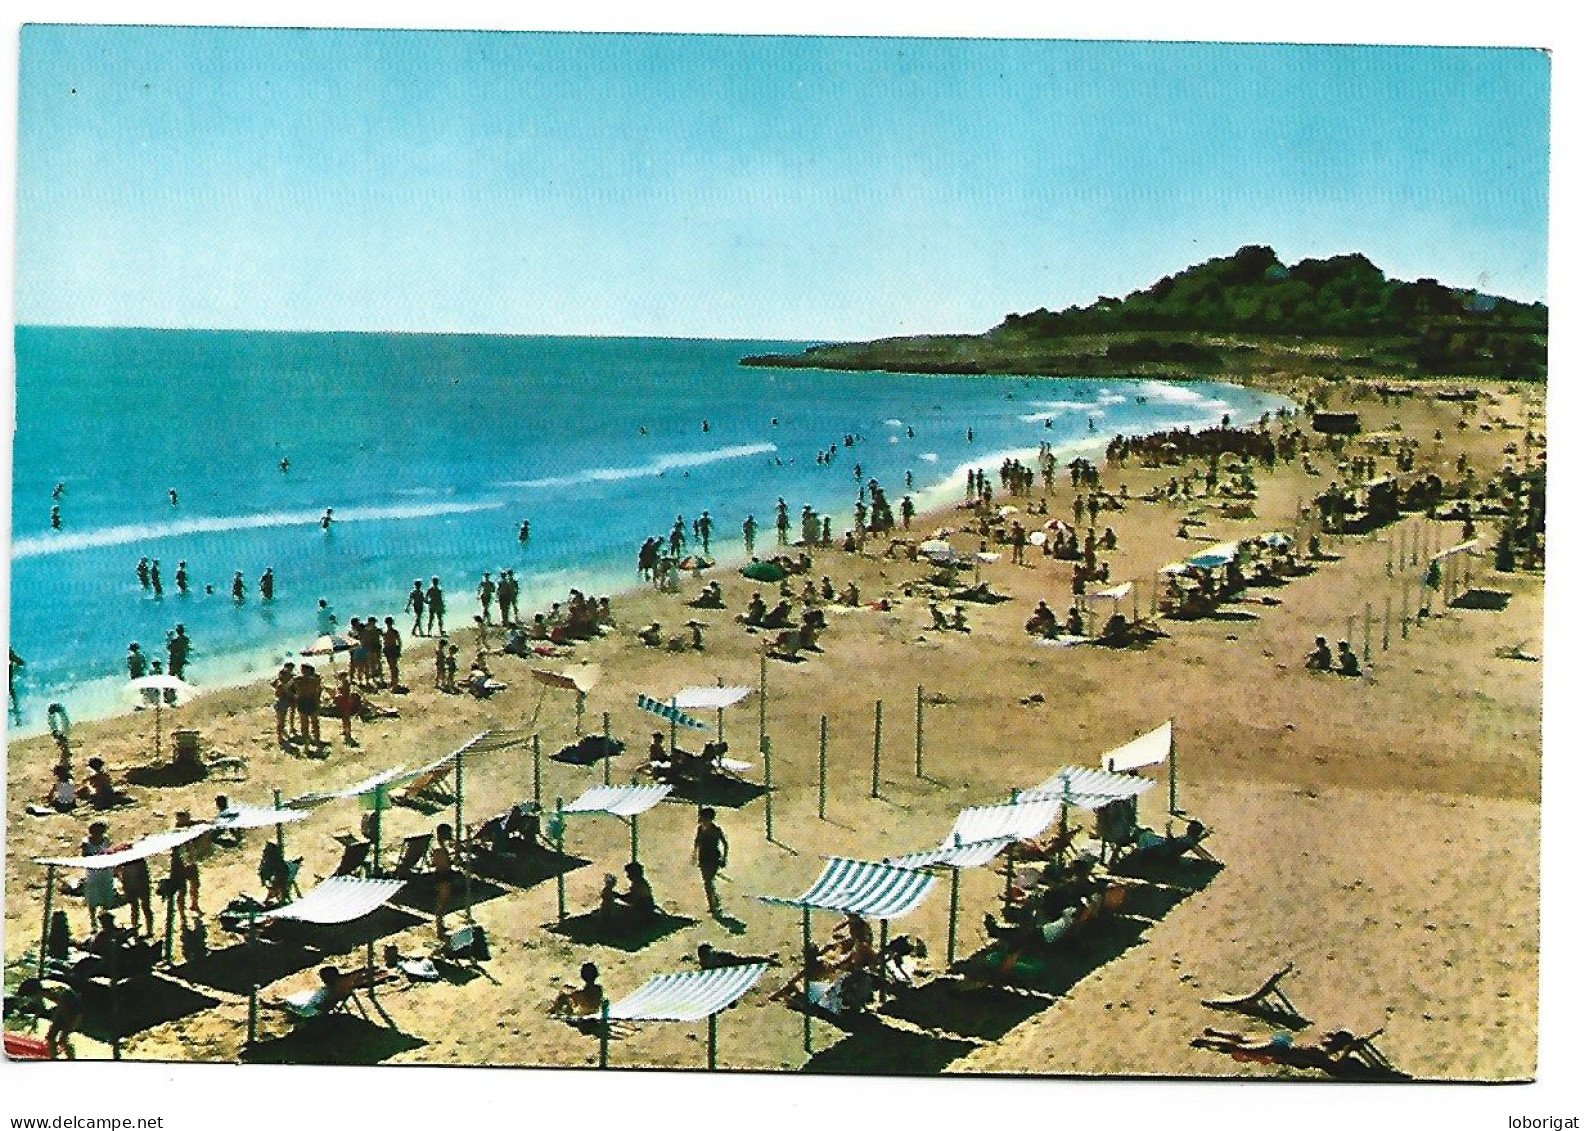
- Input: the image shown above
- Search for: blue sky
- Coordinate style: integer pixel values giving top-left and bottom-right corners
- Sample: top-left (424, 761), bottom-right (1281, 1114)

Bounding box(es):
top-left (15, 27), bottom-right (1550, 337)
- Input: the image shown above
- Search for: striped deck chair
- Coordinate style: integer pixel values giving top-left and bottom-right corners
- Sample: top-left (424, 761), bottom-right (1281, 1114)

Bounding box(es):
top-left (329, 840), bottom-right (371, 879)
top-left (391, 833), bottom-right (433, 878)
top-left (396, 765), bottom-right (453, 807)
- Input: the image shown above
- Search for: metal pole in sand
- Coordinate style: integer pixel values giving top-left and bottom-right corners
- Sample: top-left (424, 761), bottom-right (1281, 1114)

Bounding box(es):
top-left (163, 875), bottom-right (177, 963)
top-left (707, 1012), bottom-right (719, 1071)
top-left (630, 774), bottom-right (641, 865)
top-left (1363, 605), bottom-right (1373, 664)
top-left (533, 734), bottom-right (543, 811)
top-left (915, 684), bottom-right (925, 778)
top-left (871, 700), bottom-right (883, 800)
top-left (669, 697), bottom-right (678, 762)
top-left (1402, 583), bottom-right (1411, 638)
top-left (576, 691), bottom-right (586, 740)
top-left (947, 852), bottom-right (962, 966)
top-left (1383, 597), bottom-right (1392, 652)
top-left (1168, 723), bottom-right (1179, 823)
top-left (602, 712), bottom-right (612, 786)
top-left (763, 737), bottom-right (774, 843)
top-left (801, 908), bottom-right (813, 1053)
top-left (247, 982), bottom-right (259, 1047)
top-left (38, 864), bottom-right (55, 976)
top-left (1386, 538), bottom-right (1394, 577)
top-left (717, 675), bottom-right (726, 746)
top-left (818, 715), bottom-right (829, 821)
top-left (1345, 616), bottom-right (1355, 655)
top-left (274, 788), bottom-right (286, 855)
top-left (759, 653), bottom-right (768, 751)
top-left (1002, 790), bottom-right (1017, 917)
top-left (599, 999), bottom-right (610, 1068)
top-left (554, 797), bottom-right (567, 921)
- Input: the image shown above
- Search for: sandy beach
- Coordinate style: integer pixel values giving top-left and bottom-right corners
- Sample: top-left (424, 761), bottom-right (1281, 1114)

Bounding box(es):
top-left (3, 372), bottom-right (1543, 1080)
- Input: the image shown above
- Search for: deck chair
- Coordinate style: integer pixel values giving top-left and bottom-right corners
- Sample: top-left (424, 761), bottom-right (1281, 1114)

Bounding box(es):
top-left (1200, 962), bottom-right (1307, 1026)
top-left (329, 839), bottom-right (371, 878)
top-left (391, 832), bottom-right (433, 878)
top-left (395, 765), bottom-right (453, 807)
top-left (278, 967), bottom-right (391, 1023)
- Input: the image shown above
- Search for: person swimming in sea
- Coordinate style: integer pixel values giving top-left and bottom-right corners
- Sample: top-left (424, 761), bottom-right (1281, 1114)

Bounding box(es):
top-left (50, 505), bottom-right (61, 530)
top-left (53, 481), bottom-right (65, 501)
top-left (168, 488), bottom-right (179, 506)
top-left (321, 508), bottom-right (334, 531)
top-left (279, 457), bottom-right (290, 473)
top-left (175, 561), bottom-right (189, 595)
top-left (259, 567), bottom-right (275, 601)
top-left (518, 520), bottom-right (530, 545)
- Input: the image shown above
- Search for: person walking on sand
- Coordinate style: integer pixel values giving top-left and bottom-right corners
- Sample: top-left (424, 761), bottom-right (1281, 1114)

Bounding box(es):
top-left (431, 824), bottom-right (457, 940)
top-left (294, 664), bottom-right (323, 746)
top-left (693, 807), bottom-right (729, 917)
top-left (425, 576), bottom-right (446, 635)
top-left (496, 571), bottom-right (513, 626)
top-left (477, 572), bottom-right (496, 625)
top-left (406, 580), bottom-right (426, 636)
top-left (434, 637), bottom-right (449, 690)
top-left (743, 514), bottom-right (757, 555)
top-left (670, 516), bottom-right (687, 558)
top-left (272, 662), bottom-right (296, 745)
top-left (382, 617), bottom-right (403, 687)
top-left (776, 497), bottom-right (790, 546)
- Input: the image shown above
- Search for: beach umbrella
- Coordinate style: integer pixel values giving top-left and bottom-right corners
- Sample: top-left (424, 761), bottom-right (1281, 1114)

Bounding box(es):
top-left (126, 674), bottom-right (197, 760)
top-left (740, 560), bottom-right (785, 583)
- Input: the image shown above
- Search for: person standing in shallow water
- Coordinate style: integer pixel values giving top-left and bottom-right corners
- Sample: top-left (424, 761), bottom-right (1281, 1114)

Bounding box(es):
top-left (477, 573), bottom-right (495, 625)
top-left (406, 580), bottom-right (426, 636)
top-left (259, 567), bottom-right (275, 601)
top-left (150, 560), bottom-right (163, 597)
top-left (126, 643), bottom-right (148, 681)
top-left (167, 624), bottom-right (191, 679)
top-left (231, 571), bottom-right (246, 604)
top-left (518, 520), bottom-right (530, 546)
top-left (137, 557), bottom-right (151, 590)
top-left (425, 577), bottom-right (446, 636)
top-left (175, 561), bottom-right (189, 595)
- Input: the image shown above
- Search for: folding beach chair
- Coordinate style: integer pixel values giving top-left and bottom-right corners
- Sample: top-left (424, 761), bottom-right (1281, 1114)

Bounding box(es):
top-left (329, 840), bottom-right (371, 879)
top-left (1200, 962), bottom-right (1307, 1025)
top-left (395, 765), bottom-right (453, 808)
top-left (391, 833), bottom-right (433, 878)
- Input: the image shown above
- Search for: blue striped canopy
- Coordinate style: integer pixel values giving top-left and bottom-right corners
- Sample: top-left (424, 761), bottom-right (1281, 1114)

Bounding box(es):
top-left (607, 963), bottom-right (769, 1023)
top-left (886, 837), bottom-right (1012, 871)
top-left (637, 693), bottom-right (711, 731)
top-left (761, 857), bottom-right (937, 920)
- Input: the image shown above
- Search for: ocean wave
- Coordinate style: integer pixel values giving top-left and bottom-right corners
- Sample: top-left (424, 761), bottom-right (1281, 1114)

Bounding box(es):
top-left (495, 442), bottom-right (778, 491)
top-left (884, 418), bottom-right (905, 428)
top-left (12, 500), bottom-right (505, 560)
top-left (919, 452), bottom-right (940, 463)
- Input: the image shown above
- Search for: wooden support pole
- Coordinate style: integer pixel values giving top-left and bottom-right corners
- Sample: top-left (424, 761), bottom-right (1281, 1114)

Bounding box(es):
top-left (273, 788), bottom-right (286, 854)
top-left (947, 865), bottom-right (961, 966)
top-left (914, 684), bottom-right (925, 778)
top-left (533, 734), bottom-right (543, 810)
top-left (871, 700), bottom-right (883, 799)
top-left (602, 712), bottom-right (612, 786)
top-left (575, 691), bottom-right (585, 739)
top-left (818, 716), bottom-right (829, 821)
top-left (248, 982), bottom-right (259, 1046)
top-left (708, 1012), bottom-right (719, 1070)
top-left (1383, 597), bottom-right (1392, 652)
top-left (630, 815), bottom-right (639, 865)
top-left (1363, 606), bottom-right (1373, 664)
top-left (554, 798), bottom-right (567, 921)
top-left (763, 737), bottom-right (774, 843)
top-left (599, 999), bottom-right (610, 1068)
top-left (801, 908), bottom-right (813, 1053)
top-left (759, 653), bottom-right (768, 750)
top-left (38, 864), bottom-right (55, 976)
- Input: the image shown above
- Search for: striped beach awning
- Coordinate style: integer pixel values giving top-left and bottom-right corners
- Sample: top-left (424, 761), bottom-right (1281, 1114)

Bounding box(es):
top-left (1019, 766), bottom-right (1156, 810)
top-left (1102, 721), bottom-right (1173, 773)
top-left (565, 784), bottom-right (673, 818)
top-left (260, 877), bottom-right (406, 924)
top-left (637, 693), bottom-right (711, 731)
top-left (215, 805), bottom-right (310, 831)
top-left (948, 798), bottom-right (1065, 844)
top-left (38, 823), bottom-right (215, 869)
top-left (671, 685), bottom-right (754, 711)
top-left (762, 857), bottom-right (937, 920)
top-left (607, 963), bottom-right (769, 1023)
top-left (288, 765), bottom-right (410, 809)
top-left (1188, 542), bottom-right (1241, 569)
top-left (887, 837), bottom-right (1012, 871)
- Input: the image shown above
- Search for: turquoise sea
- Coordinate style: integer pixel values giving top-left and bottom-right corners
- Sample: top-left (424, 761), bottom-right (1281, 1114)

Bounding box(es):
top-left (8, 328), bottom-right (1288, 734)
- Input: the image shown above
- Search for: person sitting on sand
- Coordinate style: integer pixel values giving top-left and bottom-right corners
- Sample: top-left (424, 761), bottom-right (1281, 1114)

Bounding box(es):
top-left (613, 861), bottom-right (657, 926)
top-left (1306, 636), bottom-right (1333, 671)
top-left (928, 602), bottom-right (949, 631)
top-left (769, 944), bottom-right (844, 1008)
top-left (268, 965), bottom-right (394, 1013)
top-left (41, 763), bottom-right (77, 813)
top-left (549, 961), bottom-right (604, 1018)
top-left (596, 873), bottom-right (622, 925)
top-left (466, 656), bottom-right (506, 697)
top-left (259, 840), bottom-right (296, 905)
top-left (763, 600), bottom-right (794, 629)
top-left (797, 618), bottom-right (823, 652)
top-left (950, 606), bottom-right (968, 632)
top-left (824, 911), bottom-right (877, 973)
top-left (1065, 606), bottom-right (1086, 637)
top-left (638, 622), bottom-right (664, 647)
top-left (1336, 640), bottom-right (1361, 677)
top-left (503, 625), bottom-right (531, 657)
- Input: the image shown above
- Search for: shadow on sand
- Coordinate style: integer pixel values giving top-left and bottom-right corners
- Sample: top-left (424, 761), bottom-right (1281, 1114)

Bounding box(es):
top-left (242, 1011), bottom-right (427, 1065)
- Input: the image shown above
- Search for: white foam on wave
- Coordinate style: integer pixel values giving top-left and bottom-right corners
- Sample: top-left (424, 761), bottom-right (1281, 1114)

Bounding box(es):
top-left (919, 452), bottom-right (940, 463)
top-left (495, 442), bottom-right (777, 491)
top-left (12, 500), bottom-right (505, 560)
top-left (884, 418), bottom-right (905, 428)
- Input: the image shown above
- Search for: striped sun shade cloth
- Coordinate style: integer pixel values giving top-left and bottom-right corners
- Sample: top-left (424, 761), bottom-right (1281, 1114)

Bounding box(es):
top-left (762, 857), bottom-right (937, 920)
top-left (606, 963), bottom-right (769, 1023)
top-left (38, 823), bottom-right (215, 869)
top-left (1018, 766), bottom-right (1156, 811)
top-left (1101, 721), bottom-right (1173, 773)
top-left (637, 694), bottom-right (711, 731)
top-left (260, 877), bottom-right (406, 924)
top-left (671, 685), bottom-right (754, 711)
top-left (884, 798), bottom-right (1062, 871)
top-left (288, 765), bottom-right (411, 809)
top-left (214, 804), bottom-right (310, 831)
top-left (564, 783), bottom-right (673, 818)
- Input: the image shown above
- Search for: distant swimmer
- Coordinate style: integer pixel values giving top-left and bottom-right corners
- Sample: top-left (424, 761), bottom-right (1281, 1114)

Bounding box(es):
top-left (137, 557), bottom-right (151, 589)
top-left (259, 567), bottom-right (275, 601)
top-left (52, 482), bottom-right (65, 501)
top-left (320, 508), bottom-right (334, 531)
top-left (905, 470), bottom-right (914, 491)
top-left (150, 560), bottom-right (164, 598)
top-left (639, 426), bottom-right (648, 436)
top-left (169, 489), bottom-right (179, 507)
top-left (702, 419), bottom-right (710, 433)
top-left (279, 457), bottom-right (290, 473)
top-left (231, 571), bottom-right (246, 603)
top-left (771, 417), bottom-right (779, 427)
top-left (906, 427), bottom-right (915, 439)
top-left (1044, 418), bottom-right (1053, 429)
top-left (175, 561), bottom-right (190, 595)
top-left (50, 505), bottom-right (61, 530)
top-left (518, 520), bottom-right (530, 545)
top-left (967, 428), bottom-right (975, 443)
top-left (1088, 418), bottom-right (1096, 431)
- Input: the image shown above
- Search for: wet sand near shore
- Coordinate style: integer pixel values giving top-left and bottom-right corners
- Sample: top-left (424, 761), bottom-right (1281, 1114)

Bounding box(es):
top-left (3, 374), bottom-right (1544, 1079)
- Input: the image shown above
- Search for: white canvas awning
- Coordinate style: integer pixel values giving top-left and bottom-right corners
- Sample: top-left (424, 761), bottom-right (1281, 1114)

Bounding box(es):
top-left (288, 765), bottom-right (410, 809)
top-left (1187, 542), bottom-right (1240, 569)
top-left (1019, 766), bottom-right (1156, 810)
top-left (886, 837), bottom-right (1013, 871)
top-left (214, 805), bottom-right (310, 831)
top-left (948, 798), bottom-right (1064, 844)
top-left (565, 784), bottom-right (673, 818)
top-left (761, 857), bottom-right (936, 920)
top-left (1434, 539), bottom-right (1484, 560)
top-left (672, 686), bottom-right (754, 711)
top-left (606, 963), bottom-right (769, 1023)
top-left (260, 877), bottom-right (405, 924)
top-left (1088, 582), bottom-right (1133, 602)
top-left (38, 823), bottom-right (214, 869)
top-left (1101, 721), bottom-right (1173, 773)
